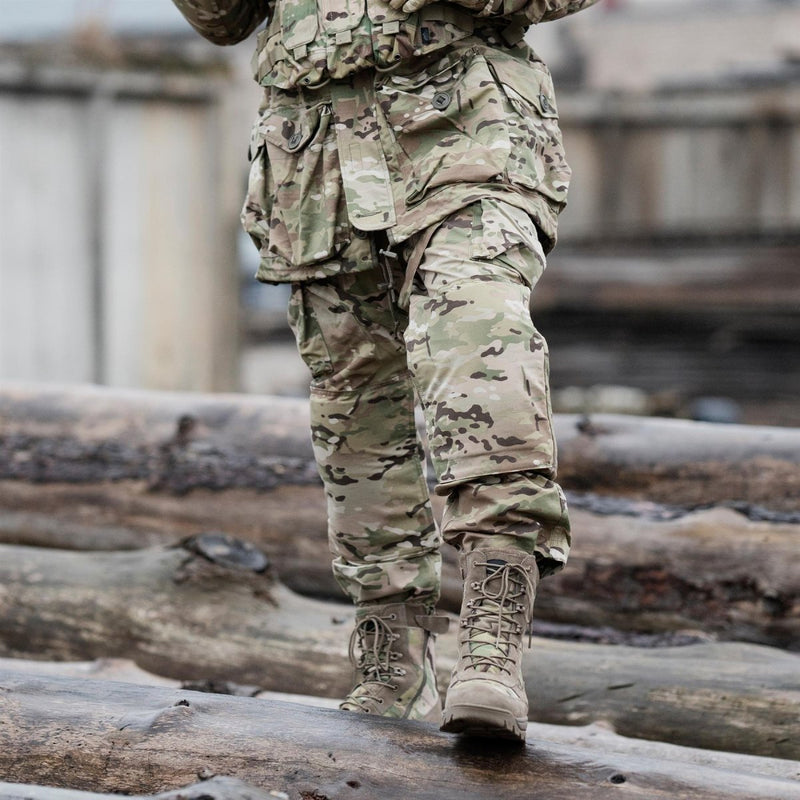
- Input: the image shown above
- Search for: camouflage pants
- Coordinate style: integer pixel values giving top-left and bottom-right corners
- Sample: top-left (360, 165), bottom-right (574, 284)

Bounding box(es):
top-left (288, 199), bottom-right (570, 608)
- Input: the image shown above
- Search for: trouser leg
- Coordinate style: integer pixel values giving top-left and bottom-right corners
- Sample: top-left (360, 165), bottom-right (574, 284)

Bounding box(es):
top-left (287, 267), bottom-right (441, 608)
top-left (403, 199), bottom-right (570, 577)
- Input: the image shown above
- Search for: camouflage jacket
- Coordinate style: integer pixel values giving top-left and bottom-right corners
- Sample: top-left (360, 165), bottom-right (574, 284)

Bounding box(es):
top-left (172, 0), bottom-right (597, 88)
top-left (172, 0), bottom-right (598, 283)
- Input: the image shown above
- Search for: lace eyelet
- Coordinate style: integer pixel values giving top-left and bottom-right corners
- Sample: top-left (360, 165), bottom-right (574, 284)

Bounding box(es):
top-left (388, 613), bottom-right (397, 620)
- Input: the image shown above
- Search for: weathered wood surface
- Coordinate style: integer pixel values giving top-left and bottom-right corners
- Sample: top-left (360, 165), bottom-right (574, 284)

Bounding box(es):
top-left (537, 505), bottom-right (800, 649)
top-left (2, 383), bottom-right (798, 646)
top-left (1, 671), bottom-right (798, 800)
top-left (0, 537), bottom-right (349, 700)
top-left (1, 382), bottom-right (799, 508)
top-left (1, 540), bottom-right (798, 759)
top-left (4, 657), bottom-right (800, 782)
top-left (0, 778), bottom-right (284, 800)
top-left (2, 499), bottom-right (797, 649)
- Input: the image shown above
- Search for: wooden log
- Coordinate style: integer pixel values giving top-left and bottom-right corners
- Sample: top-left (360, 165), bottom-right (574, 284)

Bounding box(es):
top-left (1, 381), bottom-right (799, 509)
top-left (536, 506), bottom-right (800, 649)
top-left (2, 496), bottom-right (797, 649)
top-left (0, 778), bottom-right (285, 800)
top-left (554, 413), bottom-right (800, 511)
top-left (0, 536), bottom-right (351, 700)
top-left (0, 656), bottom-right (178, 687)
top-left (0, 539), bottom-right (798, 759)
top-left (0, 670), bottom-right (798, 800)
top-left (2, 383), bottom-right (799, 646)
top-left (4, 657), bottom-right (799, 783)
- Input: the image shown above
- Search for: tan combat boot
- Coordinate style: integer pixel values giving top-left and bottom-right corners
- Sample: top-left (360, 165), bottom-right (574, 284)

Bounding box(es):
top-left (340, 602), bottom-right (448, 723)
top-left (440, 548), bottom-right (540, 741)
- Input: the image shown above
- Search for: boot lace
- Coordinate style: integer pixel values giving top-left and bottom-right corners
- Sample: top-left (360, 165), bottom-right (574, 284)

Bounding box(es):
top-left (345, 613), bottom-right (403, 708)
top-left (461, 561), bottom-right (536, 674)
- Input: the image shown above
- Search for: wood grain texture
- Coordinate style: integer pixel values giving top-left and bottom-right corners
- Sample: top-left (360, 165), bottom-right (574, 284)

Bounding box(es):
top-left (0, 540), bottom-right (797, 758)
top-left (1, 382), bottom-right (798, 507)
top-left (0, 670), bottom-right (798, 800)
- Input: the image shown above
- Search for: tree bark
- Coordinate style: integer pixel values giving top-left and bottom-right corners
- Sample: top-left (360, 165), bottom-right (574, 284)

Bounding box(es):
top-left (554, 413), bottom-right (800, 511)
top-left (2, 383), bottom-right (799, 648)
top-left (2, 497), bottom-right (797, 649)
top-left (536, 505), bottom-right (800, 649)
top-left (0, 670), bottom-right (798, 800)
top-left (1, 382), bottom-right (798, 508)
top-left (0, 539), bottom-right (798, 759)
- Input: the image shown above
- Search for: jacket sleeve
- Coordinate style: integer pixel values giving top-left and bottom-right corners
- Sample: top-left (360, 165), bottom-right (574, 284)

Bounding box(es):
top-left (526, 0), bottom-right (599, 22)
top-left (170, 0), bottom-right (271, 45)
top-left (439, 0), bottom-right (599, 23)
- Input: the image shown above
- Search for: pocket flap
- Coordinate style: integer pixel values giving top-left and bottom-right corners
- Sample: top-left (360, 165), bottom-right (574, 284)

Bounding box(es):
top-left (488, 56), bottom-right (559, 118)
top-left (251, 106), bottom-right (320, 156)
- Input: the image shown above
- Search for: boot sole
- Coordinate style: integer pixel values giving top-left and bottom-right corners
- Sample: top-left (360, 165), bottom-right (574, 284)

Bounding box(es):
top-left (440, 704), bottom-right (527, 742)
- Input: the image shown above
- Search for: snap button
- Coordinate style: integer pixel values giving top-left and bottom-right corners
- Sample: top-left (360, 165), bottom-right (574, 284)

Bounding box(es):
top-left (539, 93), bottom-right (554, 114)
top-left (432, 91), bottom-right (451, 111)
top-left (353, 227), bottom-right (369, 239)
top-left (287, 132), bottom-right (303, 150)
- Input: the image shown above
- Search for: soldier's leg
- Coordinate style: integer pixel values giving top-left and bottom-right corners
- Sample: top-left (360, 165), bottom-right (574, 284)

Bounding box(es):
top-left (403, 198), bottom-right (570, 739)
top-left (405, 198), bottom-right (570, 567)
top-left (287, 265), bottom-right (444, 721)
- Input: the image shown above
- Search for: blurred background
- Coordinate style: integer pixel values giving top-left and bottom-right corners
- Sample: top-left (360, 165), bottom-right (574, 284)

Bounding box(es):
top-left (1, 0), bottom-right (798, 425)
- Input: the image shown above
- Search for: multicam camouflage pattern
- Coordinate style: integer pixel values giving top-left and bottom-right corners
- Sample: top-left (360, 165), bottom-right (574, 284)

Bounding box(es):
top-left (288, 263), bottom-right (442, 605)
top-left (243, 40), bottom-right (572, 283)
top-left (175, 0), bottom-right (584, 614)
top-left (404, 201), bottom-right (571, 574)
top-left (171, 0), bottom-right (598, 84)
top-left (287, 199), bottom-right (570, 605)
top-left (341, 602), bottom-right (445, 722)
top-left (170, 0), bottom-right (269, 45)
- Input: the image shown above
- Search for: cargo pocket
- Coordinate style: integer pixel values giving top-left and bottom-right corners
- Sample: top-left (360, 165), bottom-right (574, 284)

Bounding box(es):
top-left (376, 48), bottom-right (511, 205)
top-left (241, 101), bottom-right (356, 276)
top-left (287, 283), bottom-right (334, 381)
top-left (486, 54), bottom-right (571, 207)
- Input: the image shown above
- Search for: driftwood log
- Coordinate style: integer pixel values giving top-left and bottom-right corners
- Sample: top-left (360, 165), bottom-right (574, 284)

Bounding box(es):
top-left (0, 538), bottom-right (798, 759)
top-left (0, 670), bottom-right (798, 800)
top-left (1, 384), bottom-right (798, 647)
